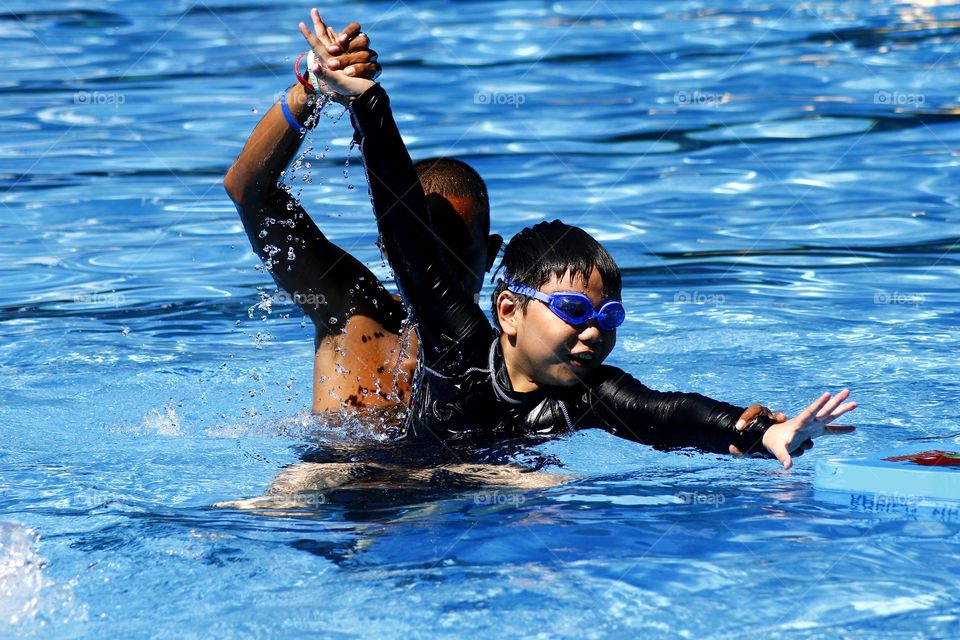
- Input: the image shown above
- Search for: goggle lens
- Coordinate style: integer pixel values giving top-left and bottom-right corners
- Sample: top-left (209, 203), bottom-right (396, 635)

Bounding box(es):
top-left (597, 301), bottom-right (626, 330)
top-left (552, 295), bottom-right (592, 322)
top-left (549, 294), bottom-right (625, 330)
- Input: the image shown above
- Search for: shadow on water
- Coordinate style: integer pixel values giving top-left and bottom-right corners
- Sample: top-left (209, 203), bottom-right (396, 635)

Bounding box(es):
top-left (804, 21), bottom-right (960, 48)
top-left (0, 9), bottom-right (129, 27)
top-left (209, 435), bottom-right (573, 564)
top-left (650, 236), bottom-right (960, 267)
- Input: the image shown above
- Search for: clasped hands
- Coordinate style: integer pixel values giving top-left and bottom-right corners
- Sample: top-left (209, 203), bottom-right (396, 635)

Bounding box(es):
top-left (298, 8), bottom-right (379, 103)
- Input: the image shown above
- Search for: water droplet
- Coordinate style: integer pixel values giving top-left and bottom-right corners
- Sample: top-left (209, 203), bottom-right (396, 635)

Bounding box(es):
top-left (347, 184), bottom-right (355, 190)
top-left (287, 247), bottom-right (296, 260)
top-left (121, 327), bottom-right (130, 336)
top-left (258, 230), bottom-right (268, 238)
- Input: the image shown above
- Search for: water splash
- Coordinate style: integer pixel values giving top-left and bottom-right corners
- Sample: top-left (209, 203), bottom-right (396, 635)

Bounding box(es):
top-left (0, 522), bottom-right (84, 631)
top-left (140, 404), bottom-right (182, 436)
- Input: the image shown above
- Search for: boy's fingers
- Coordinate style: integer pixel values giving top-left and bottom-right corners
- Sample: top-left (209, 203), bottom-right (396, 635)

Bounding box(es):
top-left (799, 392), bottom-right (832, 423)
top-left (729, 444), bottom-right (744, 457)
top-left (820, 400), bottom-right (857, 425)
top-left (774, 446), bottom-right (793, 470)
top-left (817, 388), bottom-right (849, 420)
top-left (324, 27), bottom-right (343, 55)
top-left (833, 400), bottom-right (857, 417)
top-left (310, 9), bottom-right (332, 46)
top-left (299, 22), bottom-right (320, 48)
top-left (774, 411), bottom-right (787, 423)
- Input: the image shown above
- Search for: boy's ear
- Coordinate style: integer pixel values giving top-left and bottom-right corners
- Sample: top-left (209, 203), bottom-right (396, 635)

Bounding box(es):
top-left (496, 290), bottom-right (520, 337)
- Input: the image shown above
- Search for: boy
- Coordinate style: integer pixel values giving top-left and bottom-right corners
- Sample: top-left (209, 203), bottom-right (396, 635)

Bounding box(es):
top-left (225, 14), bottom-right (500, 419)
top-left (301, 16), bottom-right (857, 469)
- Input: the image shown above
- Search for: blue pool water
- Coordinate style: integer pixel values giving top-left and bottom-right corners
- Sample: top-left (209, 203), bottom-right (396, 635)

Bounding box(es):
top-left (3, 0), bottom-right (960, 637)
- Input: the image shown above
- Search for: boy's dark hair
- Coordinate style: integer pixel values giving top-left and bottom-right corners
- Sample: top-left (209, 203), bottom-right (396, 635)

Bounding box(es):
top-left (414, 157), bottom-right (490, 235)
top-left (491, 220), bottom-right (622, 330)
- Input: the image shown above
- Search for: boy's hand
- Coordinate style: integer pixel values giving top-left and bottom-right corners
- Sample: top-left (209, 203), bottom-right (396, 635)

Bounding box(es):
top-left (299, 9), bottom-right (376, 101)
top-left (756, 389), bottom-right (857, 470)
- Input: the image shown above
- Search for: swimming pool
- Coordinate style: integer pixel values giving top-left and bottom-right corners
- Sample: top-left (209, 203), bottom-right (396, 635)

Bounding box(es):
top-left (2, 0), bottom-right (959, 636)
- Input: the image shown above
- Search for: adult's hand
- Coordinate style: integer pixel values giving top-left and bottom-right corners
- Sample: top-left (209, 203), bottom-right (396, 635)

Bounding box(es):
top-left (325, 21), bottom-right (381, 79)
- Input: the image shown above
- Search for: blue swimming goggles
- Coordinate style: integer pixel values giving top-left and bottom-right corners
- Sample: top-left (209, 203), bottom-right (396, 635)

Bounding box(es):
top-left (502, 277), bottom-right (626, 331)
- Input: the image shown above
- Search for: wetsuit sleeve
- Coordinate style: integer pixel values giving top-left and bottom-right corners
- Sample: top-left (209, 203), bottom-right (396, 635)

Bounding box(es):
top-left (349, 85), bottom-right (492, 371)
top-left (580, 366), bottom-right (775, 455)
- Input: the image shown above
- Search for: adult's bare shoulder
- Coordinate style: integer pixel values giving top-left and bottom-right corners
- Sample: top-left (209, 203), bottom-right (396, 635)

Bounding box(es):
top-left (311, 311), bottom-right (418, 412)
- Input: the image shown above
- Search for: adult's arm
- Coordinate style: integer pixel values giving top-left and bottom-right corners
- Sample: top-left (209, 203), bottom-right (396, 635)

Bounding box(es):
top-left (224, 81), bottom-right (400, 334)
top-left (349, 85), bottom-right (493, 369)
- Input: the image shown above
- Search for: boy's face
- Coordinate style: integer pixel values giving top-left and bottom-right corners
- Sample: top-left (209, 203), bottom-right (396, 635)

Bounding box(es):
top-left (498, 268), bottom-right (617, 392)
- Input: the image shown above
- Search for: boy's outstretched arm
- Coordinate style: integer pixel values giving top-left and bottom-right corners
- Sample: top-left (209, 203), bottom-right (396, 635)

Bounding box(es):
top-left (583, 367), bottom-right (856, 468)
top-left (224, 21), bottom-right (392, 333)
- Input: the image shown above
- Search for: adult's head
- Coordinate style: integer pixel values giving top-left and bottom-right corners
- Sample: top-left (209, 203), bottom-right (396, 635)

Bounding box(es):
top-left (414, 158), bottom-right (502, 297)
top-left (492, 220), bottom-right (623, 391)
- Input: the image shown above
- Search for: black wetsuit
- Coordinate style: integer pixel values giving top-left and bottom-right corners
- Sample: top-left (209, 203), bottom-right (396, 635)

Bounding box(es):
top-left (350, 85), bottom-right (774, 454)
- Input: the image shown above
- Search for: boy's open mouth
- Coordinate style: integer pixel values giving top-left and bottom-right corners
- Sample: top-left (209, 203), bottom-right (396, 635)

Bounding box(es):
top-left (568, 351), bottom-right (595, 367)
